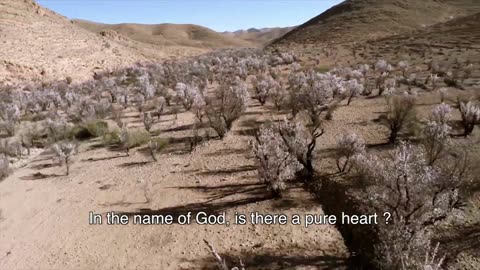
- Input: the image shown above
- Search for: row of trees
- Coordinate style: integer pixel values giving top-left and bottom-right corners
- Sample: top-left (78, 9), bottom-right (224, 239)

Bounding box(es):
top-left (0, 48), bottom-right (478, 269)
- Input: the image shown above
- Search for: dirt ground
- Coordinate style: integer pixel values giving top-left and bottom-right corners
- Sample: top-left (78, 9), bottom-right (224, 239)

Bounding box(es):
top-left (1, 69), bottom-right (478, 269)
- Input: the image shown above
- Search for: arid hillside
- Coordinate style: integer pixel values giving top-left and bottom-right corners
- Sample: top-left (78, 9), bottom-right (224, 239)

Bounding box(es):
top-left (0, 0), bottom-right (208, 84)
top-left (272, 0), bottom-right (480, 46)
top-left (73, 20), bottom-right (255, 48)
top-left (224, 27), bottom-right (295, 46)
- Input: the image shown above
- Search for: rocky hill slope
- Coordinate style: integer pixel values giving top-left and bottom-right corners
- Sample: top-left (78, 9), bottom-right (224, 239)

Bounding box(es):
top-left (272, 0), bottom-right (480, 46)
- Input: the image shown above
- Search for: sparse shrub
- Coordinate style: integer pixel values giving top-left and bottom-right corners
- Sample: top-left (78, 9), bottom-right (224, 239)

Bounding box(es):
top-left (0, 154), bottom-right (10, 181)
top-left (148, 137), bottom-right (168, 162)
top-left (102, 130), bottom-right (121, 146)
top-left (52, 141), bottom-right (77, 176)
top-left (119, 128), bottom-right (151, 156)
top-left (458, 101), bottom-right (480, 136)
top-left (252, 122), bottom-right (303, 197)
top-left (381, 95), bottom-right (417, 143)
top-left (423, 103), bottom-right (452, 165)
top-left (335, 133), bottom-right (365, 172)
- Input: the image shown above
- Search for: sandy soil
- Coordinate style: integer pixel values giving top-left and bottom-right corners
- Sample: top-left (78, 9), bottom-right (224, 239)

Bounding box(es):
top-left (0, 99), bottom-right (351, 269)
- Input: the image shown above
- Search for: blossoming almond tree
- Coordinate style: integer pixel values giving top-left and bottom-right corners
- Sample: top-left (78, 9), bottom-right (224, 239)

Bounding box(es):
top-left (352, 142), bottom-right (464, 269)
top-left (335, 133), bottom-right (366, 172)
top-left (423, 103), bottom-right (452, 165)
top-left (458, 101), bottom-right (480, 136)
top-left (252, 123), bottom-right (303, 197)
top-left (52, 141), bottom-right (77, 176)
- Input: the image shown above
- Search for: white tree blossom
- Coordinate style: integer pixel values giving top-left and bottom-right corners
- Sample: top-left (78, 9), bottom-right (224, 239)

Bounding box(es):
top-left (252, 123), bottom-right (303, 197)
top-left (459, 101), bottom-right (480, 136)
top-left (423, 103), bottom-right (452, 165)
top-left (336, 133), bottom-right (366, 172)
top-left (52, 141), bottom-right (77, 176)
top-left (345, 79), bottom-right (364, 105)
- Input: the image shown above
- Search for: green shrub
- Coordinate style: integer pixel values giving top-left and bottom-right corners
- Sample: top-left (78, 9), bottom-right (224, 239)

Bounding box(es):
top-left (102, 130), bottom-right (121, 146)
top-left (126, 129), bottom-right (151, 148)
top-left (315, 65), bottom-right (330, 73)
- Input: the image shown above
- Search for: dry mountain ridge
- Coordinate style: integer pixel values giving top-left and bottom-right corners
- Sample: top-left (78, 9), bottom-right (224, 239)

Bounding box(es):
top-left (224, 27), bottom-right (295, 46)
top-left (0, 0), bottom-right (208, 83)
top-left (272, 0), bottom-right (480, 46)
top-left (73, 20), bottom-right (255, 48)
top-left (364, 11), bottom-right (480, 64)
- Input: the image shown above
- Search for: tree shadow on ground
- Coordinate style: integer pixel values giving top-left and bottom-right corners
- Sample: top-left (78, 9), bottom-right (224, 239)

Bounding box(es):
top-left (170, 182), bottom-right (265, 203)
top-left (116, 195), bottom-right (273, 223)
top-left (204, 147), bottom-right (247, 157)
top-left (188, 246), bottom-right (348, 270)
top-left (28, 162), bottom-right (58, 170)
top-left (160, 135), bottom-right (196, 155)
top-left (82, 155), bottom-right (125, 162)
top-left (196, 165), bottom-right (257, 176)
top-left (438, 223), bottom-right (480, 259)
top-left (20, 172), bottom-right (62, 180)
top-left (163, 122), bottom-right (209, 133)
top-left (117, 161), bottom-right (151, 168)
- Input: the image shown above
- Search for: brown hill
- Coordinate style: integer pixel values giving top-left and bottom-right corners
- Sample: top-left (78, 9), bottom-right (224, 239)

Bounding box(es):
top-left (73, 20), bottom-right (254, 48)
top-left (0, 1), bottom-right (208, 83)
top-left (224, 27), bottom-right (295, 46)
top-left (272, 0), bottom-right (480, 46)
top-left (362, 12), bottom-right (480, 64)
